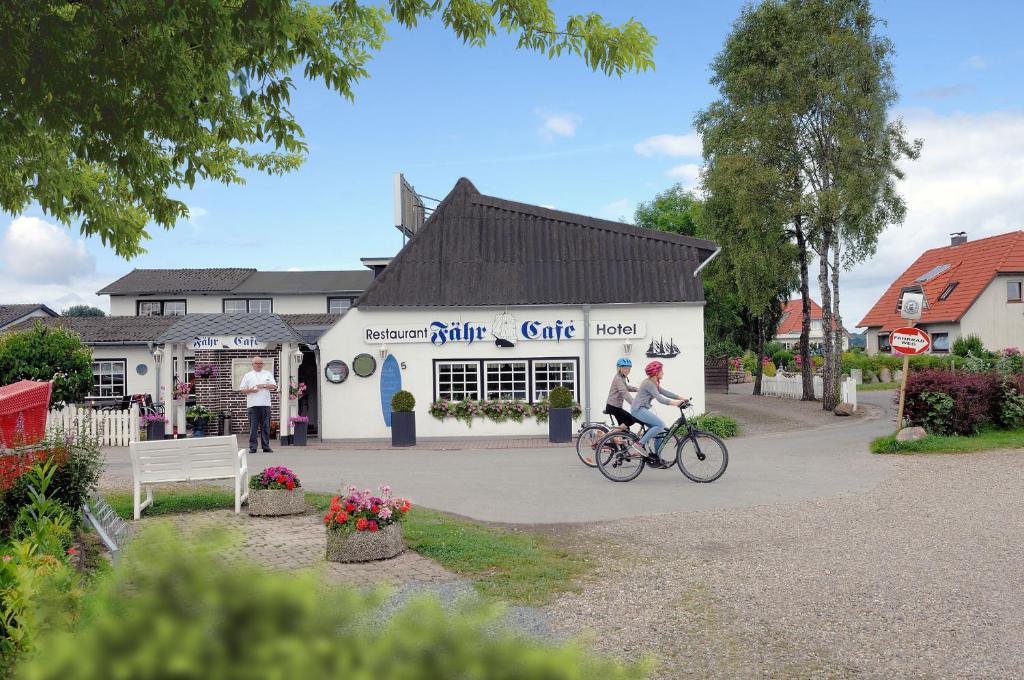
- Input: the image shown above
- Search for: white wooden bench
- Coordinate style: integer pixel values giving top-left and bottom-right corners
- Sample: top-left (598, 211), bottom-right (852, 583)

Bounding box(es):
top-left (129, 435), bottom-right (249, 520)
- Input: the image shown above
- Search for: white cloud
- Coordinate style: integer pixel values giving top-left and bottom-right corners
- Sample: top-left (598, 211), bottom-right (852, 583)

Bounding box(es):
top-left (666, 163), bottom-right (702, 190)
top-left (539, 204), bottom-right (557, 210)
top-left (962, 55), bottom-right (988, 70)
top-left (599, 199), bottom-right (631, 221)
top-left (0, 216), bottom-right (110, 311)
top-left (841, 110), bottom-right (1024, 327)
top-left (536, 110), bottom-right (581, 141)
top-left (633, 132), bottom-right (702, 157)
top-left (1, 216), bottom-right (95, 284)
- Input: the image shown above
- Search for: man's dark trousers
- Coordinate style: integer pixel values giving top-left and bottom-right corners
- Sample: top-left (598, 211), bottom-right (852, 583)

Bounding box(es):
top-left (248, 405), bottom-right (271, 451)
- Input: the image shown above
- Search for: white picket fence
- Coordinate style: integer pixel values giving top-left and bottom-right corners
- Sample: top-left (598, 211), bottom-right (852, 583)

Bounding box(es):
top-left (760, 375), bottom-right (857, 410)
top-left (47, 404), bottom-right (140, 447)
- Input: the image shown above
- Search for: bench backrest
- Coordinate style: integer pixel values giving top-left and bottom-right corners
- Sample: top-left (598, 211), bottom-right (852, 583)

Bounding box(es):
top-left (130, 435), bottom-right (241, 484)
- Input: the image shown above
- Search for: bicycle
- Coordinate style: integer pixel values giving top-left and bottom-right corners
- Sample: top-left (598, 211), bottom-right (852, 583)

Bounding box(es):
top-left (574, 409), bottom-right (683, 468)
top-left (593, 403), bottom-right (729, 483)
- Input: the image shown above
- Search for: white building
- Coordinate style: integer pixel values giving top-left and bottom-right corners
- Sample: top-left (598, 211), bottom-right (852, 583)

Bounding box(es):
top-left (858, 231), bottom-right (1024, 354)
top-left (0, 304), bottom-right (57, 331)
top-left (316, 178), bottom-right (718, 440)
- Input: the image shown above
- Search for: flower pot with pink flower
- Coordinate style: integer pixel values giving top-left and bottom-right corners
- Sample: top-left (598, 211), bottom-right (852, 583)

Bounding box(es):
top-left (248, 466), bottom-right (305, 516)
top-left (323, 485), bottom-right (410, 562)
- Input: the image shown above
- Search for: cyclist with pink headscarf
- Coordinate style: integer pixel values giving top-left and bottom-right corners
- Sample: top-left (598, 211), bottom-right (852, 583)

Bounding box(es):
top-left (629, 360), bottom-right (688, 466)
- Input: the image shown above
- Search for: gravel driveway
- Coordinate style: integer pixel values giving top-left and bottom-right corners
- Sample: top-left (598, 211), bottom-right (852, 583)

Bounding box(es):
top-left (547, 448), bottom-right (1024, 679)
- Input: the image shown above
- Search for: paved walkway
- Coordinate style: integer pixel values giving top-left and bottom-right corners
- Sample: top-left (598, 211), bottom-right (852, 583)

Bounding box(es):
top-left (143, 509), bottom-right (454, 587)
top-left (104, 391), bottom-right (899, 524)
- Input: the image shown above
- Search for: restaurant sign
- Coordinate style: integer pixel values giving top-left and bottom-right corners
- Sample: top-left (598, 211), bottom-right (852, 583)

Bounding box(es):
top-left (190, 335), bottom-right (267, 350)
top-left (364, 318), bottom-right (646, 346)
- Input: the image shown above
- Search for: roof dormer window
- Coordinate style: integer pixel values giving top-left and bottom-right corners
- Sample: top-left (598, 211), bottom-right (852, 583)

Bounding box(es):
top-left (915, 264), bottom-right (951, 282)
top-left (938, 281), bottom-right (958, 301)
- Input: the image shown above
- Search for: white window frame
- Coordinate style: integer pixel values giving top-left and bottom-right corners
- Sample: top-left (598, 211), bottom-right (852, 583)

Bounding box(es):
top-left (223, 298), bottom-right (272, 313)
top-left (483, 360), bottom-right (528, 401)
top-left (532, 360), bottom-right (578, 402)
top-left (434, 361), bottom-right (480, 401)
top-left (173, 357), bottom-right (196, 384)
top-left (931, 332), bottom-right (950, 353)
top-left (223, 299), bottom-right (248, 314)
top-left (1008, 280), bottom-right (1023, 302)
top-left (328, 297), bottom-right (355, 314)
top-left (91, 360), bottom-right (126, 398)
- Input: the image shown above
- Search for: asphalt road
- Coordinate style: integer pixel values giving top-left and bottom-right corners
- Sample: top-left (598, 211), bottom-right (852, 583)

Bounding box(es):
top-left (104, 390), bottom-right (899, 524)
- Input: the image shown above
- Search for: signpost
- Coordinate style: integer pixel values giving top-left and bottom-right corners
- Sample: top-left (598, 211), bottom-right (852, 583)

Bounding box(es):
top-left (892, 325), bottom-right (931, 428)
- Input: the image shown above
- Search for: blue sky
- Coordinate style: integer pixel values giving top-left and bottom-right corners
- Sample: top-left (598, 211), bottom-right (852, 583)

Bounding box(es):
top-left (3, 0), bottom-right (1023, 327)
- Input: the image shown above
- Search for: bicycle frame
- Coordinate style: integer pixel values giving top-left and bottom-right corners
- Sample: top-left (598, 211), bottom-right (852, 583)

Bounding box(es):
top-left (650, 407), bottom-right (695, 457)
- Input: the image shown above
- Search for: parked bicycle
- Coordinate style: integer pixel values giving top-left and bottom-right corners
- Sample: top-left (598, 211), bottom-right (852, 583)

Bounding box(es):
top-left (593, 403), bottom-right (728, 483)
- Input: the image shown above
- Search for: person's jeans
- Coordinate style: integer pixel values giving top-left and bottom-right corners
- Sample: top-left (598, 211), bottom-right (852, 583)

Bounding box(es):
top-left (632, 407), bottom-right (665, 448)
top-left (248, 406), bottom-right (271, 451)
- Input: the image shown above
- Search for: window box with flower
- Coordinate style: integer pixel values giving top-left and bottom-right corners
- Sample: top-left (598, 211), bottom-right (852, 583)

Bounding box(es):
top-left (140, 412), bottom-right (168, 441)
top-left (289, 415), bottom-right (309, 446)
top-left (323, 485), bottom-right (410, 562)
top-left (248, 466), bottom-right (305, 516)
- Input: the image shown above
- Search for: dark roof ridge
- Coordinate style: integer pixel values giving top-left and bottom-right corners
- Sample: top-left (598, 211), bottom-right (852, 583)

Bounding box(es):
top-left (472, 192), bottom-right (719, 252)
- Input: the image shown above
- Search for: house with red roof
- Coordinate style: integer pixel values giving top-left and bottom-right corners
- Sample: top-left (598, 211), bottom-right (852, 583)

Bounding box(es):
top-left (857, 231), bottom-right (1024, 355)
top-left (773, 298), bottom-right (849, 351)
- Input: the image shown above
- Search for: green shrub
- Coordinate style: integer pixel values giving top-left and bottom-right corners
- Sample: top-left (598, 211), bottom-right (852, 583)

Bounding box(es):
top-left (185, 405), bottom-right (215, 423)
top-left (771, 350), bottom-right (794, 371)
top-left (690, 414), bottom-right (739, 438)
top-left (390, 390), bottom-right (416, 412)
top-left (952, 334), bottom-right (986, 358)
top-left (998, 377), bottom-right (1024, 429)
top-left (705, 337), bottom-right (742, 359)
top-left (918, 391), bottom-right (955, 435)
top-left (548, 386), bottom-right (574, 409)
top-left (1, 430), bottom-right (102, 536)
top-left (16, 525), bottom-right (649, 680)
top-left (763, 340), bottom-right (783, 358)
top-left (740, 350), bottom-right (757, 374)
top-left (762, 360), bottom-right (777, 377)
top-left (0, 323), bottom-right (93, 407)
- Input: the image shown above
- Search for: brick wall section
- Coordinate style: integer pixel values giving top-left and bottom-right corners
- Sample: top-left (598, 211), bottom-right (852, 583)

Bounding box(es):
top-left (193, 349), bottom-right (281, 437)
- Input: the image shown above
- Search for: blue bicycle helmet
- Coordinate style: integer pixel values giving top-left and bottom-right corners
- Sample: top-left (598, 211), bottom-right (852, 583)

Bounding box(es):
top-left (616, 358), bottom-right (632, 368)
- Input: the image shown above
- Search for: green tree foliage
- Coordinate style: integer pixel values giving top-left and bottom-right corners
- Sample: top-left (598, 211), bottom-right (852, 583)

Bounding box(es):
top-left (0, 324), bottom-right (92, 406)
top-left (632, 184), bottom-right (757, 354)
top-left (1, 1), bottom-right (655, 258)
top-left (59, 305), bottom-right (104, 318)
top-left (17, 524), bottom-right (649, 679)
top-left (696, 0), bottom-right (919, 408)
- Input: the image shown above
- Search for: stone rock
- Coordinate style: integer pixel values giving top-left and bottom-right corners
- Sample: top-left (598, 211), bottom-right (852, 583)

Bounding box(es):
top-left (833, 403), bottom-right (855, 416)
top-left (894, 369), bottom-right (904, 382)
top-left (326, 522), bottom-right (404, 563)
top-left (248, 487), bottom-right (306, 517)
top-left (895, 426), bottom-right (928, 442)
top-left (879, 368), bottom-right (893, 383)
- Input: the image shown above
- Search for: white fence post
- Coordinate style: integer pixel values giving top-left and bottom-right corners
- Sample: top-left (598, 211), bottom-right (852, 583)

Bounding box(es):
top-left (757, 374), bottom-right (857, 411)
top-left (46, 405), bottom-right (140, 447)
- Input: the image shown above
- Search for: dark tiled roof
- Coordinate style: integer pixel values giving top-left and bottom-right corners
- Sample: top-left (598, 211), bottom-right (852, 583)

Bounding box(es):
top-left (231, 271), bottom-right (372, 294)
top-left (97, 268), bottom-right (256, 295)
top-left (279, 314), bottom-right (342, 344)
top-left (7, 316), bottom-right (177, 343)
top-left (0, 304), bottom-right (57, 328)
top-left (157, 314), bottom-right (303, 343)
top-left (355, 178), bottom-right (718, 307)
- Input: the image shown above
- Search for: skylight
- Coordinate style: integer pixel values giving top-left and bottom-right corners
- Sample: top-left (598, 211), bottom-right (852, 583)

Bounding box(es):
top-left (915, 264), bottom-right (951, 282)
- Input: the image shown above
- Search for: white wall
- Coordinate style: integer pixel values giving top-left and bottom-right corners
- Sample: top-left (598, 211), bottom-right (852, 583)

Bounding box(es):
top-left (88, 345), bottom-right (162, 399)
top-left (317, 304), bottom-right (705, 440)
top-left (961, 274), bottom-right (1024, 350)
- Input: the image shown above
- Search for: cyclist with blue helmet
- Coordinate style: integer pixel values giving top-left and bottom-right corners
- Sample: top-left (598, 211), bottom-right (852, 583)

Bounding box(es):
top-left (605, 358), bottom-right (639, 429)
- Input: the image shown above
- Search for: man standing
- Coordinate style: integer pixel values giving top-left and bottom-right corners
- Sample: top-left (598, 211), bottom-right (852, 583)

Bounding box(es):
top-left (239, 356), bottom-right (277, 453)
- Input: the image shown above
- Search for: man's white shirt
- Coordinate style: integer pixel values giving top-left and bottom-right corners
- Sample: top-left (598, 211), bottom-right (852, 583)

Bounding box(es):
top-left (239, 369), bottom-right (276, 408)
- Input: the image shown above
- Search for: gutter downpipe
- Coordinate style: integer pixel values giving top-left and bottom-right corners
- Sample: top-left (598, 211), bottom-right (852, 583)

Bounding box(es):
top-left (693, 247), bottom-right (722, 278)
top-left (582, 304), bottom-right (591, 423)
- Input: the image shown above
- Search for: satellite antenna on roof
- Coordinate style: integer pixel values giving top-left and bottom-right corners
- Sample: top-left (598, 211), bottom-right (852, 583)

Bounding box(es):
top-left (394, 172), bottom-right (426, 243)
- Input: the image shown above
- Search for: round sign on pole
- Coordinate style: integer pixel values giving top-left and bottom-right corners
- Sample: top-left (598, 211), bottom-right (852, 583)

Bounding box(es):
top-left (890, 327), bottom-right (931, 355)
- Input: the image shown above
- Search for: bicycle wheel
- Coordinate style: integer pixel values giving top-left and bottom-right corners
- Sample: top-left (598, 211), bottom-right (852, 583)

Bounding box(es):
top-left (675, 431), bottom-right (729, 483)
top-left (595, 429), bottom-right (645, 482)
top-left (575, 424), bottom-right (609, 468)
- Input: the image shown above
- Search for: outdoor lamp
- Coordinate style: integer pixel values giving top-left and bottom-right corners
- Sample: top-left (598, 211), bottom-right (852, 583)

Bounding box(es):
top-left (292, 347), bottom-right (304, 365)
top-left (379, 345), bottom-right (389, 359)
top-left (152, 347), bottom-right (163, 364)
top-left (623, 341), bottom-right (632, 355)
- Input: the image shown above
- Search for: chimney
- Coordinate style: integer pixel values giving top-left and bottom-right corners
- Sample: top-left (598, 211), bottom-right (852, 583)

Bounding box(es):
top-left (950, 231), bottom-right (967, 246)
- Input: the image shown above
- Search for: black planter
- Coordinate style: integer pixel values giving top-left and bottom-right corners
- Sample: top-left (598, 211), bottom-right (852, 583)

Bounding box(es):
top-left (548, 407), bottom-right (573, 443)
top-left (391, 411), bottom-right (416, 447)
top-left (145, 420), bottom-right (166, 441)
top-left (192, 423), bottom-right (207, 438)
top-left (292, 422), bottom-right (308, 446)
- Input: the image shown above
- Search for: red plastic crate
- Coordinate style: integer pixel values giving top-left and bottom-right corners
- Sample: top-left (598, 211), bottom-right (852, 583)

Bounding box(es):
top-left (0, 380), bottom-right (52, 448)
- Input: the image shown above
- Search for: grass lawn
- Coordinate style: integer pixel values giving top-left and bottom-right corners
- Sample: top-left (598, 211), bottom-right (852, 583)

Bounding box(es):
top-left (103, 489), bottom-right (589, 605)
top-left (859, 381), bottom-right (899, 391)
top-left (871, 427), bottom-right (1024, 454)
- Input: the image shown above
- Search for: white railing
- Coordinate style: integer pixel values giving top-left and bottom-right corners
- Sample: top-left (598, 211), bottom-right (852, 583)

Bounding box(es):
top-left (760, 375), bottom-right (857, 410)
top-left (47, 404), bottom-right (139, 447)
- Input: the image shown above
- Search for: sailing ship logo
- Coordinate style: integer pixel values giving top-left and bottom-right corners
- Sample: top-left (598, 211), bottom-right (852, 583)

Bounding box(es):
top-left (491, 312), bottom-right (517, 348)
top-left (645, 336), bottom-right (680, 358)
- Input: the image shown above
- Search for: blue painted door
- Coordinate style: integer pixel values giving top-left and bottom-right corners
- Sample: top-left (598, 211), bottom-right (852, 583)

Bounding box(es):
top-left (379, 355), bottom-right (402, 427)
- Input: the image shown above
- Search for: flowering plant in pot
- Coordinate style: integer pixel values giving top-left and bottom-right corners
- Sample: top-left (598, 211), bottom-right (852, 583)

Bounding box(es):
top-left (390, 390), bottom-right (416, 447)
top-left (248, 466), bottom-right (305, 516)
top-left (185, 405), bottom-right (215, 437)
top-left (288, 379), bottom-right (307, 400)
top-left (323, 485), bottom-right (410, 562)
top-left (194, 363), bottom-right (218, 379)
top-left (289, 415), bottom-right (309, 446)
top-left (140, 412), bottom-right (168, 441)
